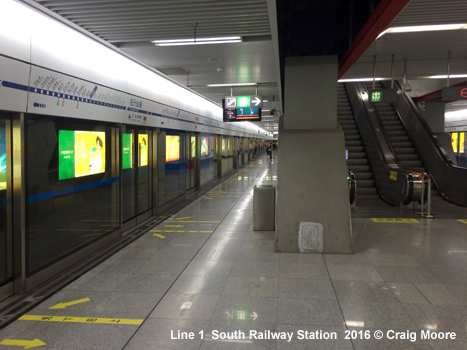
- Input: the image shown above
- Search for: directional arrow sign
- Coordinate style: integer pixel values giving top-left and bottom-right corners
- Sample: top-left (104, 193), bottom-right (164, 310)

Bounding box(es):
top-left (252, 96), bottom-right (262, 107)
top-left (250, 312), bottom-right (258, 320)
top-left (224, 95), bottom-right (263, 109)
top-left (0, 338), bottom-right (46, 349)
top-left (49, 298), bottom-right (90, 309)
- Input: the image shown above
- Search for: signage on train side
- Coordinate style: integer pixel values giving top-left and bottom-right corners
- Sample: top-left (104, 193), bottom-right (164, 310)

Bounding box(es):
top-left (442, 87), bottom-right (467, 101)
top-left (224, 95), bottom-right (263, 108)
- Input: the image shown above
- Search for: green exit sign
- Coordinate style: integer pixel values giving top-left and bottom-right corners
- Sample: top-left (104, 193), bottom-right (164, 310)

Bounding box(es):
top-left (237, 96), bottom-right (250, 108)
top-left (371, 91), bottom-right (383, 102)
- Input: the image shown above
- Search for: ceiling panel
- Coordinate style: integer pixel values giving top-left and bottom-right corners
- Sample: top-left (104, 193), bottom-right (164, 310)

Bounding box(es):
top-left (30, 0), bottom-right (280, 132)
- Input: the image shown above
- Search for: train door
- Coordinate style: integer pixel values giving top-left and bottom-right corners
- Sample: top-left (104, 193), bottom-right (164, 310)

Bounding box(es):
top-left (122, 127), bottom-right (152, 230)
top-left (186, 132), bottom-right (197, 190)
top-left (0, 113), bottom-right (13, 301)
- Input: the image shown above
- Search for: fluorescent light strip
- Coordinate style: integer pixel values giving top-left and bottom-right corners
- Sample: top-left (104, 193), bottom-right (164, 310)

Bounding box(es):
top-left (338, 77), bottom-right (384, 82)
top-left (152, 36), bottom-right (241, 46)
top-left (377, 23), bottom-right (467, 39)
top-left (207, 83), bottom-right (257, 87)
top-left (427, 74), bottom-right (467, 79)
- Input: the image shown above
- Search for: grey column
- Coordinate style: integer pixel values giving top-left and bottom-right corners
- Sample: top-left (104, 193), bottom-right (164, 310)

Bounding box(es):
top-left (275, 55), bottom-right (352, 254)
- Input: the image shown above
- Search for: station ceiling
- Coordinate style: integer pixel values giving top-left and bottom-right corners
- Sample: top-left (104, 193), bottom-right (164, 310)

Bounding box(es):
top-left (24, 0), bottom-right (467, 133)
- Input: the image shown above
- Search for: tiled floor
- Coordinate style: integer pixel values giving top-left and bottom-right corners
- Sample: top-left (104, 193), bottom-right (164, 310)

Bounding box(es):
top-left (0, 154), bottom-right (466, 349)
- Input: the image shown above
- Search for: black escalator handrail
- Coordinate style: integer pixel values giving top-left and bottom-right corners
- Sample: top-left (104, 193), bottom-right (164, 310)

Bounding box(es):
top-left (362, 83), bottom-right (403, 168)
top-left (385, 80), bottom-right (467, 206)
top-left (385, 81), bottom-right (456, 166)
top-left (346, 83), bottom-right (409, 206)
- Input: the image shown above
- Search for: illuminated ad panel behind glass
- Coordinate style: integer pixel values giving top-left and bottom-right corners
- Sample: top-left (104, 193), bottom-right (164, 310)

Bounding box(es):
top-left (139, 134), bottom-right (148, 167)
top-left (201, 137), bottom-right (209, 156)
top-left (191, 136), bottom-right (196, 158)
top-left (0, 127), bottom-right (6, 190)
top-left (452, 133), bottom-right (458, 152)
top-left (166, 135), bottom-right (180, 162)
top-left (461, 133), bottom-right (465, 153)
top-left (122, 133), bottom-right (133, 170)
top-left (222, 138), bottom-right (226, 153)
top-left (59, 130), bottom-right (106, 180)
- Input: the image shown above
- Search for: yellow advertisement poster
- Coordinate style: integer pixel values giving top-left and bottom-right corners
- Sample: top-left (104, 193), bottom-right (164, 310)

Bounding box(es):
top-left (75, 131), bottom-right (106, 177)
top-left (166, 135), bottom-right (180, 162)
top-left (452, 132), bottom-right (458, 152)
top-left (460, 132), bottom-right (465, 154)
top-left (191, 136), bottom-right (196, 158)
top-left (138, 134), bottom-right (148, 167)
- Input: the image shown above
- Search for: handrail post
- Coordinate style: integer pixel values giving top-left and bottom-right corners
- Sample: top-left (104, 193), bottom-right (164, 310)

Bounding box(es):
top-left (418, 173), bottom-right (425, 216)
top-left (423, 175), bottom-right (437, 219)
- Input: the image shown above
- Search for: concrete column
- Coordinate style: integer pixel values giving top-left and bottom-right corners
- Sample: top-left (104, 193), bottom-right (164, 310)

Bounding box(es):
top-left (275, 55), bottom-right (352, 254)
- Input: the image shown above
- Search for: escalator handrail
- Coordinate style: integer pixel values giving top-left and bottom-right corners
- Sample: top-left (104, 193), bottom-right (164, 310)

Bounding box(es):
top-left (385, 80), bottom-right (467, 206)
top-left (346, 82), bottom-right (410, 206)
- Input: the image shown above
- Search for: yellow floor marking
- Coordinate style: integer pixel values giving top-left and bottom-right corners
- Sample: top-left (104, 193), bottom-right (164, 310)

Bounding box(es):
top-left (459, 219), bottom-right (467, 224)
top-left (153, 234), bottom-right (166, 238)
top-left (164, 225), bottom-right (183, 227)
top-left (371, 218), bottom-right (420, 223)
top-left (164, 220), bottom-right (220, 223)
top-left (49, 298), bottom-right (90, 309)
top-left (151, 230), bottom-right (213, 233)
top-left (175, 217), bottom-right (191, 220)
top-left (81, 233), bottom-right (104, 238)
top-left (19, 315), bottom-right (143, 325)
top-left (0, 338), bottom-right (46, 348)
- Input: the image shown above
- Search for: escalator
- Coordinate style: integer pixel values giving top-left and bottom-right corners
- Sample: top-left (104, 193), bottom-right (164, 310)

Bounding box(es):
top-left (345, 82), bottom-right (423, 207)
top-left (337, 83), bottom-right (379, 202)
top-left (365, 82), bottom-right (425, 172)
top-left (376, 80), bottom-right (467, 206)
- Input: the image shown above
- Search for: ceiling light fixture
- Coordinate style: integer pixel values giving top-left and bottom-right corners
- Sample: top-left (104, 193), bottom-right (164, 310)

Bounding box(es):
top-left (152, 36), bottom-right (242, 46)
top-left (338, 77), bottom-right (384, 82)
top-left (377, 23), bottom-right (467, 39)
top-left (207, 83), bottom-right (257, 87)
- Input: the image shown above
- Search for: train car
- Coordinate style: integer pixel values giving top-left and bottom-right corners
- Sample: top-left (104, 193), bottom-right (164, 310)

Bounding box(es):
top-left (0, 0), bottom-right (268, 302)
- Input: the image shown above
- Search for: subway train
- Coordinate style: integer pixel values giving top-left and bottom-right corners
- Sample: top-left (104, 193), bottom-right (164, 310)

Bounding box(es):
top-left (0, 0), bottom-right (269, 306)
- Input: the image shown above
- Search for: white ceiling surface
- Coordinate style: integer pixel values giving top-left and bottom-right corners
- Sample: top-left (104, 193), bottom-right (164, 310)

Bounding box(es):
top-left (29, 0), bottom-right (281, 132)
top-left (28, 0), bottom-right (466, 130)
top-left (343, 0), bottom-right (467, 96)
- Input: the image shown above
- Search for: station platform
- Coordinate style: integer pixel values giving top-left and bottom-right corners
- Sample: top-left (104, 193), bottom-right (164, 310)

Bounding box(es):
top-left (0, 154), bottom-right (466, 350)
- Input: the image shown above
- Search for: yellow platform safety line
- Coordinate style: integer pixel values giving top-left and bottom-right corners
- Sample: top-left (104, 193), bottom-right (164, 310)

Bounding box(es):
top-left (163, 220), bottom-right (220, 223)
top-left (371, 218), bottom-right (420, 223)
top-left (175, 217), bottom-right (191, 220)
top-left (81, 233), bottom-right (104, 238)
top-left (0, 338), bottom-right (46, 349)
top-left (153, 234), bottom-right (165, 239)
top-left (151, 230), bottom-right (213, 233)
top-left (459, 219), bottom-right (467, 224)
top-left (164, 225), bottom-right (184, 227)
top-left (19, 315), bottom-right (143, 325)
top-left (49, 298), bottom-right (90, 309)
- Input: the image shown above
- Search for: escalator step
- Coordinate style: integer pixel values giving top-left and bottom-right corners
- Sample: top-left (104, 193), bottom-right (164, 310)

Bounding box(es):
top-left (347, 146), bottom-right (364, 152)
top-left (346, 135), bottom-right (361, 141)
top-left (347, 158), bottom-right (368, 165)
top-left (354, 172), bottom-right (372, 180)
top-left (392, 142), bottom-right (412, 148)
top-left (348, 152), bottom-right (366, 159)
top-left (400, 160), bottom-right (423, 168)
top-left (358, 187), bottom-right (378, 195)
top-left (385, 125), bottom-right (405, 131)
top-left (390, 136), bottom-right (410, 142)
top-left (357, 179), bottom-right (375, 188)
top-left (394, 148), bottom-right (417, 155)
top-left (350, 165), bottom-right (370, 172)
top-left (398, 154), bottom-right (421, 161)
top-left (346, 141), bottom-right (362, 147)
